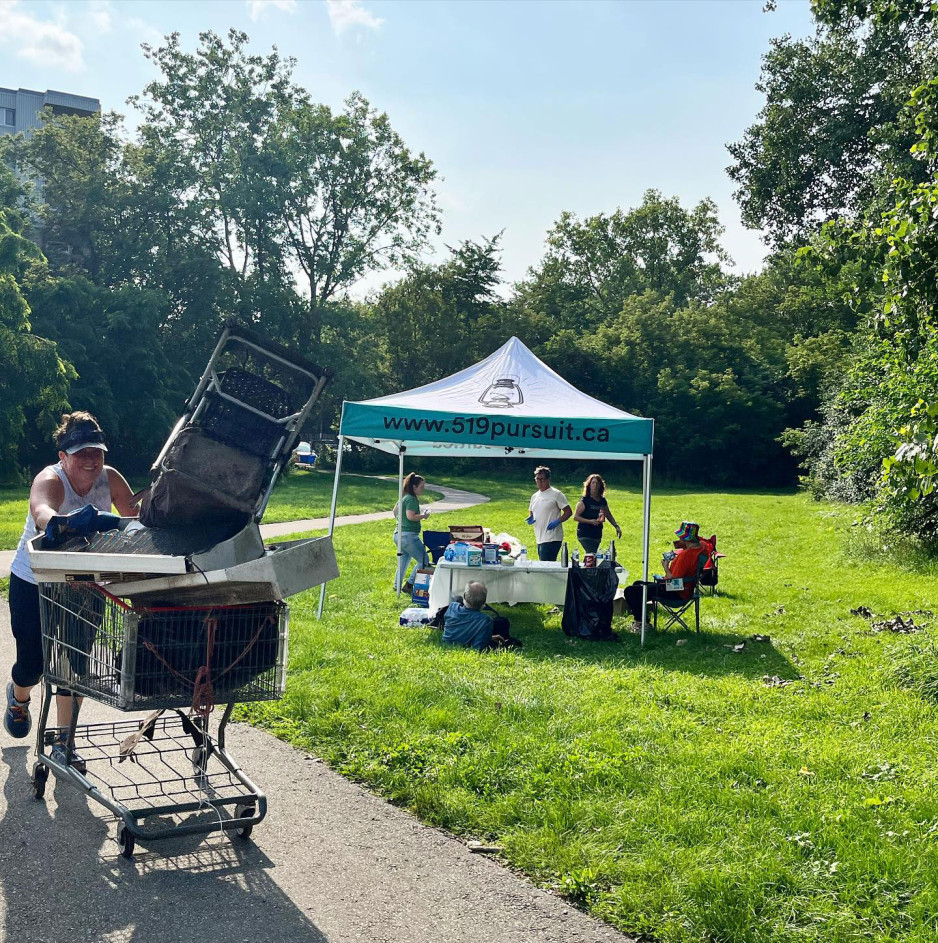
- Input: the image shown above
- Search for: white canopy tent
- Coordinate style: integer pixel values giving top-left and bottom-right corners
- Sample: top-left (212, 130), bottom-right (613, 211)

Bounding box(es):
top-left (319, 337), bottom-right (656, 642)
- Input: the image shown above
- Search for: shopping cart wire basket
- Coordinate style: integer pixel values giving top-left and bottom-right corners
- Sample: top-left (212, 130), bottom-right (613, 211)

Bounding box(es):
top-left (39, 582), bottom-right (289, 712)
top-left (33, 581), bottom-right (288, 857)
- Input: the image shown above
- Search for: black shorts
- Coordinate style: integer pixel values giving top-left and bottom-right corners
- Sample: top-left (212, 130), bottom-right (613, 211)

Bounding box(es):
top-left (9, 574), bottom-right (75, 694)
top-left (9, 573), bottom-right (43, 688)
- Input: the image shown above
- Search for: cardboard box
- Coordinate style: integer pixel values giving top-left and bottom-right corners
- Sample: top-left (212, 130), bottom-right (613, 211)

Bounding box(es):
top-left (411, 568), bottom-right (434, 608)
top-left (449, 525), bottom-right (485, 543)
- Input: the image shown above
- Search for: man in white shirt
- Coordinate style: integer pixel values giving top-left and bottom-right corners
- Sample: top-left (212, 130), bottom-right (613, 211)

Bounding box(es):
top-left (526, 466), bottom-right (572, 561)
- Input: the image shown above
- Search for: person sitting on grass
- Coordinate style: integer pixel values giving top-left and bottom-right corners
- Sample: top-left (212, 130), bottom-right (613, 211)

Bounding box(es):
top-left (442, 582), bottom-right (522, 652)
top-left (443, 581), bottom-right (494, 651)
top-left (623, 521), bottom-right (710, 628)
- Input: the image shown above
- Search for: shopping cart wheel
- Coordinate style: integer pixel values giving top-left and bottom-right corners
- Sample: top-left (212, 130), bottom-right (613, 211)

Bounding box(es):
top-left (234, 804), bottom-right (255, 840)
top-left (31, 764), bottom-right (49, 801)
top-left (117, 824), bottom-right (135, 859)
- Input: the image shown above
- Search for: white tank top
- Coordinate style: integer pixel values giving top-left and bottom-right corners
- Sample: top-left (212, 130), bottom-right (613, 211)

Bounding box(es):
top-left (10, 463), bottom-right (113, 585)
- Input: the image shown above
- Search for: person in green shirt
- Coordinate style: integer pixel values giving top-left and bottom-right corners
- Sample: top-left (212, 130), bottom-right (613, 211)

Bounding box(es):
top-left (394, 473), bottom-right (431, 594)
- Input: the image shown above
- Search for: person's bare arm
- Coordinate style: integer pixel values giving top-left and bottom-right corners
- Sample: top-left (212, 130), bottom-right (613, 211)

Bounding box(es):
top-left (107, 468), bottom-right (139, 517)
top-left (572, 500), bottom-right (591, 525)
top-left (29, 470), bottom-right (66, 531)
top-left (558, 505), bottom-right (573, 525)
top-left (604, 506), bottom-right (622, 537)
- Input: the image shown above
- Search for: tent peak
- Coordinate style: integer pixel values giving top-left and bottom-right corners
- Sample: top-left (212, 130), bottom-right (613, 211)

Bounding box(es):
top-left (349, 335), bottom-right (649, 424)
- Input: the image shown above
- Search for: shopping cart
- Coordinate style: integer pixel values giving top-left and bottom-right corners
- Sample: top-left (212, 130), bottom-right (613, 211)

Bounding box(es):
top-left (33, 581), bottom-right (289, 859)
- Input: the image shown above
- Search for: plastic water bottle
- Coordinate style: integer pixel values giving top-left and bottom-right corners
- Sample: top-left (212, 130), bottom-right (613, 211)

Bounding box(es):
top-left (572, 548), bottom-right (580, 566)
top-left (518, 546), bottom-right (527, 563)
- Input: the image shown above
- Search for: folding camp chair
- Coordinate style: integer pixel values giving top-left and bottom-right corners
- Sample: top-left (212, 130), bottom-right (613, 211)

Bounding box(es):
top-left (648, 551), bottom-right (707, 633)
top-left (423, 530), bottom-right (451, 564)
top-left (699, 534), bottom-right (725, 596)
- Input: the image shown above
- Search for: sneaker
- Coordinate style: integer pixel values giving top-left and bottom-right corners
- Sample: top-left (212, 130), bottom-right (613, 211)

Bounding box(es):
top-left (4, 682), bottom-right (31, 739)
top-left (402, 581), bottom-right (414, 595)
top-left (51, 737), bottom-right (87, 775)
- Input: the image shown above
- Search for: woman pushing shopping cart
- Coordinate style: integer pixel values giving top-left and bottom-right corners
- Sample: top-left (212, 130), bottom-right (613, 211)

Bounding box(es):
top-left (8, 324), bottom-right (337, 859)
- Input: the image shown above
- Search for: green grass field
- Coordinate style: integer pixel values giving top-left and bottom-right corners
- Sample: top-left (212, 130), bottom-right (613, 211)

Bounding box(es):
top-left (4, 471), bottom-right (938, 940)
top-left (0, 487), bottom-right (28, 552)
top-left (242, 475), bottom-right (938, 943)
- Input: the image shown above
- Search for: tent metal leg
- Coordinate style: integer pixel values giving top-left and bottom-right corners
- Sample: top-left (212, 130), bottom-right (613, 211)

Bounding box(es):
top-left (640, 454), bottom-right (652, 646)
top-left (317, 435), bottom-right (345, 619)
top-left (396, 447), bottom-right (405, 598)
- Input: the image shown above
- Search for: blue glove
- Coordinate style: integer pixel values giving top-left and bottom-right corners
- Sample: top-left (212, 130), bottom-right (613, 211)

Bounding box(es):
top-left (525, 514), bottom-right (535, 525)
top-left (546, 519), bottom-right (561, 532)
top-left (93, 511), bottom-right (121, 532)
top-left (42, 504), bottom-right (120, 547)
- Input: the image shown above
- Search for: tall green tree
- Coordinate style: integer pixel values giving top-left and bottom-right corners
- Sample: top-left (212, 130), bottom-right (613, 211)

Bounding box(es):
top-left (134, 30), bottom-right (297, 298)
top-left (135, 31), bottom-right (440, 351)
top-left (515, 190), bottom-right (730, 334)
top-left (796, 0), bottom-right (938, 544)
top-left (12, 111), bottom-right (231, 472)
top-left (376, 235), bottom-right (506, 392)
top-left (0, 157), bottom-right (73, 480)
top-left (16, 111), bottom-right (127, 281)
top-left (727, 21), bottom-right (936, 246)
top-left (278, 91), bottom-right (440, 347)
top-left (535, 291), bottom-right (791, 484)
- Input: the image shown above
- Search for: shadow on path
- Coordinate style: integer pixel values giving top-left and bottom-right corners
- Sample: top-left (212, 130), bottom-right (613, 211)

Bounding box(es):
top-left (0, 745), bottom-right (326, 943)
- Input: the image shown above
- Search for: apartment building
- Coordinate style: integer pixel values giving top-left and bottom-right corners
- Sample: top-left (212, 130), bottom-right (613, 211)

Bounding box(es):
top-left (0, 86), bottom-right (100, 139)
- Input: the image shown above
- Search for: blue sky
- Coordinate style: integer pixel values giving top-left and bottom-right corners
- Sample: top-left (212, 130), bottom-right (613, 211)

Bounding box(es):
top-left (0, 0), bottom-right (815, 290)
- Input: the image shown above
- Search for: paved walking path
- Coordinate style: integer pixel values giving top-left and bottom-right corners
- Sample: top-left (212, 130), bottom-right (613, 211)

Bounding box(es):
top-left (259, 480), bottom-right (489, 538)
top-left (0, 482), bottom-right (636, 942)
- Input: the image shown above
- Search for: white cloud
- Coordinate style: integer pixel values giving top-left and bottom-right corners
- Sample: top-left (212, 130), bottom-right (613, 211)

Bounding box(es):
top-left (87, 0), bottom-right (113, 34)
top-left (127, 16), bottom-right (165, 48)
top-left (326, 0), bottom-right (384, 35)
top-left (0, 0), bottom-right (84, 72)
top-left (247, 0), bottom-right (297, 21)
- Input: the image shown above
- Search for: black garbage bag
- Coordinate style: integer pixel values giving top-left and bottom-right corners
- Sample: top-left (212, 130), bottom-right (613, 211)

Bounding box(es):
top-left (561, 564), bottom-right (618, 639)
top-left (122, 602), bottom-right (282, 700)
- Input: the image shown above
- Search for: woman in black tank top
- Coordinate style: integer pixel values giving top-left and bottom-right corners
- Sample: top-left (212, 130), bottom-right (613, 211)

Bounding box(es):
top-left (573, 474), bottom-right (622, 553)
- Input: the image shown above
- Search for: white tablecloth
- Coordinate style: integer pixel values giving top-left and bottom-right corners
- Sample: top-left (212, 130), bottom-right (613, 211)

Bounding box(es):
top-left (428, 560), bottom-right (628, 610)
